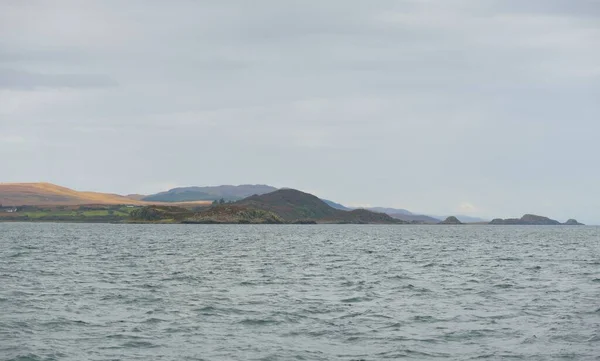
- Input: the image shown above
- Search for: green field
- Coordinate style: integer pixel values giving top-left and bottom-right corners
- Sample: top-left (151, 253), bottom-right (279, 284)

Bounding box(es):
top-left (0, 206), bottom-right (139, 222)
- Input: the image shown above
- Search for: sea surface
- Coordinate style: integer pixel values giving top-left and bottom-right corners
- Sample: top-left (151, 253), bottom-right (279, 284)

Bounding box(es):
top-left (1, 223), bottom-right (599, 361)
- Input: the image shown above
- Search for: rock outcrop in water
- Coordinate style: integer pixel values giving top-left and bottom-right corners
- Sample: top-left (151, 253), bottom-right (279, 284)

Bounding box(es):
top-left (439, 216), bottom-right (463, 225)
top-left (490, 214), bottom-right (583, 225)
top-left (564, 219), bottom-right (584, 225)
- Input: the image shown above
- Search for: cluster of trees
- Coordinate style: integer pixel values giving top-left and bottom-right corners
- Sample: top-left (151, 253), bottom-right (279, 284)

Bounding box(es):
top-left (211, 198), bottom-right (234, 206)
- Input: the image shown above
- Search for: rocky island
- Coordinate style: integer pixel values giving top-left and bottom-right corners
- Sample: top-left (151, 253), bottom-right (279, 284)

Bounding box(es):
top-left (490, 214), bottom-right (584, 225)
top-left (439, 216), bottom-right (463, 225)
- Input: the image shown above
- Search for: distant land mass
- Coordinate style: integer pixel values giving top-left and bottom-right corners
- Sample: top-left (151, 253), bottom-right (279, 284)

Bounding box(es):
top-left (331, 207), bottom-right (439, 224)
top-left (369, 208), bottom-right (441, 224)
top-left (322, 199), bottom-right (349, 210)
top-left (490, 214), bottom-right (584, 225)
top-left (446, 215), bottom-right (489, 223)
top-left (143, 186), bottom-right (444, 223)
top-left (142, 185), bottom-right (277, 202)
top-left (131, 189), bottom-right (406, 224)
top-left (125, 194), bottom-right (146, 201)
top-left (0, 182), bottom-right (586, 225)
top-left (139, 185), bottom-right (490, 224)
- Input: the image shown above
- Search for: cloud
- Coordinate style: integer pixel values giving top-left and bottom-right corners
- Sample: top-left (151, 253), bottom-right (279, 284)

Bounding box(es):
top-left (0, 69), bottom-right (117, 90)
top-left (457, 202), bottom-right (478, 214)
top-left (0, 135), bottom-right (25, 144)
top-left (0, 0), bottom-right (598, 223)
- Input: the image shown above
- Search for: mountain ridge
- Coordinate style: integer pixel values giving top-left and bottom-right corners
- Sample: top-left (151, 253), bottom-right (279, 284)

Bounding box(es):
top-left (142, 184), bottom-right (277, 202)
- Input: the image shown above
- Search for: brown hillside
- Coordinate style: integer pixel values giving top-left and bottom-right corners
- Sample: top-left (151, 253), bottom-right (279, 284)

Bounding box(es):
top-left (0, 183), bottom-right (211, 206)
top-left (0, 183), bottom-right (144, 206)
top-left (125, 194), bottom-right (147, 201)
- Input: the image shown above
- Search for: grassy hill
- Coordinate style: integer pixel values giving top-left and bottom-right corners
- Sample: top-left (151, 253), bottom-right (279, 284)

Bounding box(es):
top-left (236, 189), bottom-right (405, 224)
top-left (0, 204), bottom-right (139, 222)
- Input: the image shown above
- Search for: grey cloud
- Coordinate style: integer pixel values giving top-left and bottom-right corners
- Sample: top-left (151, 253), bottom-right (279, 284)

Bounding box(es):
top-left (0, 0), bottom-right (599, 223)
top-left (0, 69), bottom-right (117, 90)
top-left (490, 0), bottom-right (600, 17)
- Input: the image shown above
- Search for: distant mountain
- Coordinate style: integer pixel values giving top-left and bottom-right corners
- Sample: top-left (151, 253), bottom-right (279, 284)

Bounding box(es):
top-left (235, 189), bottom-right (405, 224)
top-left (367, 207), bottom-right (413, 215)
top-left (359, 208), bottom-right (486, 224)
top-left (0, 183), bottom-right (144, 206)
top-left (387, 213), bottom-right (441, 223)
top-left (125, 194), bottom-right (146, 201)
top-left (448, 215), bottom-right (489, 223)
top-left (359, 207), bottom-right (440, 223)
top-left (490, 214), bottom-right (584, 225)
top-left (429, 215), bottom-right (488, 223)
top-left (142, 185), bottom-right (277, 202)
top-left (322, 199), bottom-right (350, 210)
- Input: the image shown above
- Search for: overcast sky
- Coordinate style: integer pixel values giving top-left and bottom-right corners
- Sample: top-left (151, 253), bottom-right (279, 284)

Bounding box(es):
top-left (1, 0), bottom-right (599, 222)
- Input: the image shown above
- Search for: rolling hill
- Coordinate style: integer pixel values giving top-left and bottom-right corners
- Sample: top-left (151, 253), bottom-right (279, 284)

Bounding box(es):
top-left (0, 183), bottom-right (145, 206)
top-left (0, 183), bottom-right (212, 207)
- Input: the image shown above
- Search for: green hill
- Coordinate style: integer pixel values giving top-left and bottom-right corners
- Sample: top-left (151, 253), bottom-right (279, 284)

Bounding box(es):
top-left (235, 189), bottom-right (405, 224)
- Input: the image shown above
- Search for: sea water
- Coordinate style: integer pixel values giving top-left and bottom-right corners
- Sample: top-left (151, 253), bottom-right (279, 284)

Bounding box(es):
top-left (1, 223), bottom-right (599, 360)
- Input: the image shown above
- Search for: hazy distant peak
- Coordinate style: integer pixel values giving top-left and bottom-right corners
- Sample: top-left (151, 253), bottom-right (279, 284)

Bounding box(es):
top-left (142, 184), bottom-right (278, 202)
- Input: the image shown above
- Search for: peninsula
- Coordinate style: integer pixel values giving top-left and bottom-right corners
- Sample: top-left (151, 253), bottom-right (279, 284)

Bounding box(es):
top-left (130, 189), bottom-right (406, 224)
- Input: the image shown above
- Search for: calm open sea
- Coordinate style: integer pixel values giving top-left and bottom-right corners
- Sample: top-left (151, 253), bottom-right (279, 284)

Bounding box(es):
top-left (1, 223), bottom-right (599, 360)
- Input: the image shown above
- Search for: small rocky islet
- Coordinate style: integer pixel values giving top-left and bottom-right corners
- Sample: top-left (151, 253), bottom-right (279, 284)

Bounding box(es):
top-left (439, 216), bottom-right (463, 225)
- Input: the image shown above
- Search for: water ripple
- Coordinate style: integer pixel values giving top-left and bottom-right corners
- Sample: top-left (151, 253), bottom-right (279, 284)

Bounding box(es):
top-left (1, 223), bottom-right (599, 360)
